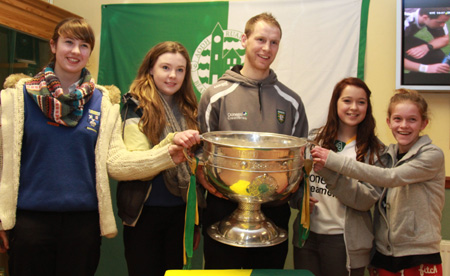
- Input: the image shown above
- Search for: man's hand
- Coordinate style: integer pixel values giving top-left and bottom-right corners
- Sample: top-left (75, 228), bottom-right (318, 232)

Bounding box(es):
top-left (193, 226), bottom-right (201, 250)
top-left (426, 63), bottom-right (450, 73)
top-left (196, 166), bottom-right (227, 199)
top-left (406, 44), bottom-right (429, 59)
top-left (309, 197), bottom-right (319, 214)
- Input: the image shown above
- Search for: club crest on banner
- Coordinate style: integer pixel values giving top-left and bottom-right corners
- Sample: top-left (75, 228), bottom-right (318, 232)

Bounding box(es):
top-left (191, 23), bottom-right (245, 95)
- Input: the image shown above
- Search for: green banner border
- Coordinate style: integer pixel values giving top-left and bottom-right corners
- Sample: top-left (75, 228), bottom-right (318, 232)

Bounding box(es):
top-left (357, 0), bottom-right (370, 80)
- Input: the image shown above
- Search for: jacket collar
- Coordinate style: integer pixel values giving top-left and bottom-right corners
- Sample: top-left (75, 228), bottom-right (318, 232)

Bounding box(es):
top-left (221, 64), bottom-right (278, 87)
top-left (386, 135), bottom-right (432, 163)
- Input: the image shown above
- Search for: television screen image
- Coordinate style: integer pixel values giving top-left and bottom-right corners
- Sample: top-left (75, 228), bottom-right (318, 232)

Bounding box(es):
top-left (396, 0), bottom-right (450, 91)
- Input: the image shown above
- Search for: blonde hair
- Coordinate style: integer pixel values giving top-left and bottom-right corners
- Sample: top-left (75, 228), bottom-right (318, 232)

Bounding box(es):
top-left (245, 12), bottom-right (282, 38)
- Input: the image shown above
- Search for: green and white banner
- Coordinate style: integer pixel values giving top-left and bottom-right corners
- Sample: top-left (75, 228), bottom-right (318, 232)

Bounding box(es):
top-left (99, 0), bottom-right (370, 129)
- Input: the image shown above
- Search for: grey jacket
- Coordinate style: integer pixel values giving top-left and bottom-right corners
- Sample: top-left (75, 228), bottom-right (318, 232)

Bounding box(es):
top-left (325, 135), bottom-right (445, 257)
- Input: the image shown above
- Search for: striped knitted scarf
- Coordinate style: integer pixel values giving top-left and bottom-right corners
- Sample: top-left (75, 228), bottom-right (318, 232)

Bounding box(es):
top-left (25, 64), bottom-right (95, 127)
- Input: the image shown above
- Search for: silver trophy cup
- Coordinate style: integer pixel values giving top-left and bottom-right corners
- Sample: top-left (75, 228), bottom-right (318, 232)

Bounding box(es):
top-left (193, 131), bottom-right (307, 247)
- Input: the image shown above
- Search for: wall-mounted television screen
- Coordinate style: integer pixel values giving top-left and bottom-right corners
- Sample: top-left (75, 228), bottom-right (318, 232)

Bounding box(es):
top-left (396, 0), bottom-right (450, 91)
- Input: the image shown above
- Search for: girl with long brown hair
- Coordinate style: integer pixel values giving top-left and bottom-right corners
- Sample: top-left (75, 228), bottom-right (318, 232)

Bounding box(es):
top-left (118, 41), bottom-right (201, 276)
top-left (293, 77), bottom-right (383, 276)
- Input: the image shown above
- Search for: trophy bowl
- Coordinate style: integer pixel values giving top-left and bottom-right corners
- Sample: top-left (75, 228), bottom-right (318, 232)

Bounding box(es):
top-left (198, 131), bottom-right (307, 247)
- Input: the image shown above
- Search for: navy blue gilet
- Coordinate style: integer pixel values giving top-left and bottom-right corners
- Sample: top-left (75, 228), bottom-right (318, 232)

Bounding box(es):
top-left (18, 87), bottom-right (102, 212)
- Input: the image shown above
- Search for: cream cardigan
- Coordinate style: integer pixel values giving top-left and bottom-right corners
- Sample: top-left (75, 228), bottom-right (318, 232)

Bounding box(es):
top-left (0, 77), bottom-right (177, 238)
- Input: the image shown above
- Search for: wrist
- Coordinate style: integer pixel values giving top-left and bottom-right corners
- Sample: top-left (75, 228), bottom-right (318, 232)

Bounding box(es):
top-left (426, 43), bottom-right (434, 51)
top-left (419, 64), bottom-right (428, 73)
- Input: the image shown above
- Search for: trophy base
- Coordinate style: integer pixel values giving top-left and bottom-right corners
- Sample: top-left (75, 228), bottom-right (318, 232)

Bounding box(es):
top-left (206, 204), bottom-right (287, 247)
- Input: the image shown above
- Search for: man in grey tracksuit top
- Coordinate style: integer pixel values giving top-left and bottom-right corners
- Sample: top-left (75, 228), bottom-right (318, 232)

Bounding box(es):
top-left (198, 64), bottom-right (308, 268)
top-left (198, 65), bottom-right (308, 136)
top-left (198, 13), bottom-right (308, 269)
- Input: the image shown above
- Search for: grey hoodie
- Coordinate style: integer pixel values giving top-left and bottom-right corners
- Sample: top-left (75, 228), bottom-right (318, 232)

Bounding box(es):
top-left (198, 65), bottom-right (308, 138)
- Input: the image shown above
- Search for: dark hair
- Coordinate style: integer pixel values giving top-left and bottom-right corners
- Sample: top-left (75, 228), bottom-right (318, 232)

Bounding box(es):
top-left (419, 8), bottom-right (450, 19)
top-left (315, 77), bottom-right (382, 164)
top-left (129, 41), bottom-right (198, 145)
top-left (50, 18), bottom-right (95, 63)
top-left (245, 12), bottom-right (282, 38)
top-left (388, 89), bottom-right (429, 122)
